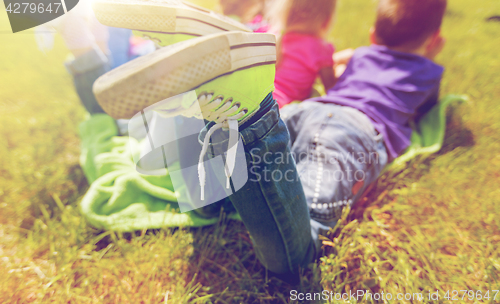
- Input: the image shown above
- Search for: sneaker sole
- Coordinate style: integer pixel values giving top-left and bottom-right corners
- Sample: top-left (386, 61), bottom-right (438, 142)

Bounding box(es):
top-left (93, 31), bottom-right (276, 119)
top-left (93, 0), bottom-right (251, 38)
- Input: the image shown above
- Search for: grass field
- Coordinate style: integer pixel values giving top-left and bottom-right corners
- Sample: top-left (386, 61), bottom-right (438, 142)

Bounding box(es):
top-left (1, 0), bottom-right (499, 303)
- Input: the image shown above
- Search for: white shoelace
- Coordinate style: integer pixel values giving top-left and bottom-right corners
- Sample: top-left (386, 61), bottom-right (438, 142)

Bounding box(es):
top-left (196, 93), bottom-right (246, 200)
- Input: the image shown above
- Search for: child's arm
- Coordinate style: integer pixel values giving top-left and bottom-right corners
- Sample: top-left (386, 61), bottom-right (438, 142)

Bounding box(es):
top-left (319, 48), bottom-right (354, 92)
top-left (319, 66), bottom-right (336, 92)
top-left (414, 87), bottom-right (439, 122)
top-left (412, 34), bottom-right (445, 121)
top-left (333, 48), bottom-right (354, 65)
top-left (321, 48), bottom-right (355, 90)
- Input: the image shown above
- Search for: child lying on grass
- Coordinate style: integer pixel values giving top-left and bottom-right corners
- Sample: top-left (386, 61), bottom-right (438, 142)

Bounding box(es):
top-left (282, 0), bottom-right (446, 227)
top-left (89, 0), bottom-right (447, 281)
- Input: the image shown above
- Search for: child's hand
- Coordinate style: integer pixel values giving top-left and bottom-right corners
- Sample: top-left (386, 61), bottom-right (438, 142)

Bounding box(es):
top-left (335, 64), bottom-right (347, 78)
top-left (333, 48), bottom-right (355, 65)
top-left (332, 49), bottom-right (354, 79)
top-left (425, 35), bottom-right (446, 60)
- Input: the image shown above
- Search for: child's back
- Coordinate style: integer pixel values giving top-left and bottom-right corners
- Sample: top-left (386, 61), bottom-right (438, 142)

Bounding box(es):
top-left (271, 0), bottom-right (337, 107)
top-left (274, 32), bottom-right (334, 106)
top-left (314, 45), bottom-right (443, 159)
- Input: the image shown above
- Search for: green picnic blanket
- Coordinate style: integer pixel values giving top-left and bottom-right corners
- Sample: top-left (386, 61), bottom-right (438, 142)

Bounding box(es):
top-left (79, 94), bottom-right (467, 231)
top-left (79, 115), bottom-right (241, 231)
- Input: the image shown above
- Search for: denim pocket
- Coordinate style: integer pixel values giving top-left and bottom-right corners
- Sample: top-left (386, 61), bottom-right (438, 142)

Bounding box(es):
top-left (292, 104), bottom-right (388, 223)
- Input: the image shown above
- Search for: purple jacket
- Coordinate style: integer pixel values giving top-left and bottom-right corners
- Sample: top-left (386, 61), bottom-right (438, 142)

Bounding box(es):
top-left (311, 45), bottom-right (444, 159)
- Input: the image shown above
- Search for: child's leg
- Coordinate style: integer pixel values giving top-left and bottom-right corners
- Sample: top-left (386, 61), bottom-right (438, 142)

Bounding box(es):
top-left (281, 101), bottom-right (389, 227)
top-left (65, 46), bottom-right (110, 114)
top-left (90, 29), bottom-right (317, 276)
top-left (201, 97), bottom-right (318, 275)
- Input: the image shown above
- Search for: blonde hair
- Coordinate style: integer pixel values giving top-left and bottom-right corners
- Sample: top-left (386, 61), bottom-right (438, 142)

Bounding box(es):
top-left (270, 0), bottom-right (336, 36)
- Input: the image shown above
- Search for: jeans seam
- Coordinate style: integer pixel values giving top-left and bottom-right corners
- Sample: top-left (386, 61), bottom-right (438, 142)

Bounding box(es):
top-left (306, 114), bottom-right (335, 223)
top-left (247, 149), bottom-right (294, 274)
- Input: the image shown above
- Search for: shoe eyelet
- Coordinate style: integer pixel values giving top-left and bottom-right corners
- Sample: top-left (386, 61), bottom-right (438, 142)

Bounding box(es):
top-left (233, 102), bottom-right (241, 109)
top-left (215, 95), bottom-right (224, 102)
top-left (240, 107), bottom-right (248, 114)
top-left (197, 91), bottom-right (207, 99)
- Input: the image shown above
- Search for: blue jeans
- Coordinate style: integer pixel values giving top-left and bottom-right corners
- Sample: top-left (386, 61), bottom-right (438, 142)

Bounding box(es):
top-left (195, 98), bottom-right (388, 275)
top-left (135, 96), bottom-right (318, 274)
top-left (280, 101), bottom-right (388, 227)
top-left (198, 98), bottom-right (317, 275)
top-left (72, 44), bottom-right (387, 274)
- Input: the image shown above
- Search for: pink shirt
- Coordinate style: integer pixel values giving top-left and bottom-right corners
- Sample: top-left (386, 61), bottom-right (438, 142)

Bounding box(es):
top-left (273, 32), bottom-right (335, 107)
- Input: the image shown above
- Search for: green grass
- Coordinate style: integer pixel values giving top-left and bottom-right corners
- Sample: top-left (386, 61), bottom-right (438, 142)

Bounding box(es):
top-left (1, 0), bottom-right (499, 303)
